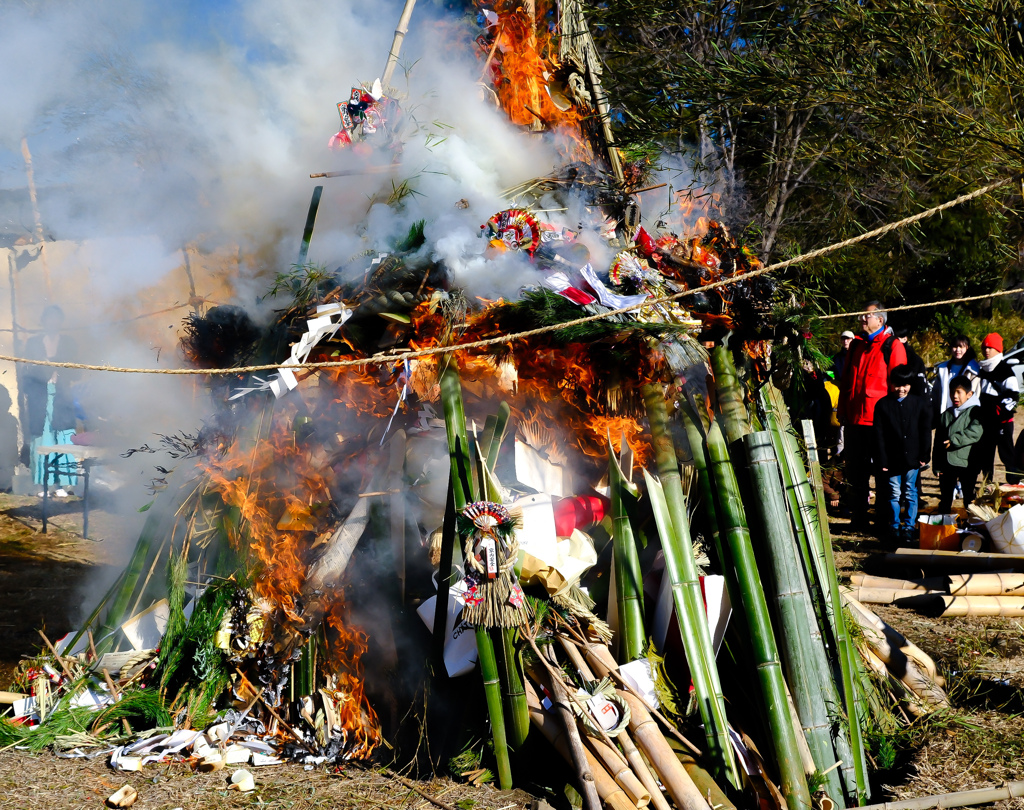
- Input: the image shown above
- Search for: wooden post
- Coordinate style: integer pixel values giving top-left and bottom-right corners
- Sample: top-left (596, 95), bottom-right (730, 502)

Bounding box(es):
top-left (20, 137), bottom-right (50, 298)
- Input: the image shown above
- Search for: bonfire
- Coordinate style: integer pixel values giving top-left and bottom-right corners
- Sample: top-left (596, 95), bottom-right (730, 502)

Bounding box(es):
top-left (0, 2), bottom-right (950, 809)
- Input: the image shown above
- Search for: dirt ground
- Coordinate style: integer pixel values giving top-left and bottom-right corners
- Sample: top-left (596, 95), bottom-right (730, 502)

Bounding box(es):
top-left (0, 466), bottom-right (1022, 809)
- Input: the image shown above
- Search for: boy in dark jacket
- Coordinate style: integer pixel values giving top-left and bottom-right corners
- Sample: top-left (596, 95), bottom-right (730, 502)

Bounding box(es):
top-left (874, 365), bottom-right (932, 542)
top-left (933, 375), bottom-right (984, 512)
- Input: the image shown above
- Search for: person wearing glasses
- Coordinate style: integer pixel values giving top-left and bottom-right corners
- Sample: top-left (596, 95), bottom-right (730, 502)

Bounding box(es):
top-left (838, 301), bottom-right (907, 531)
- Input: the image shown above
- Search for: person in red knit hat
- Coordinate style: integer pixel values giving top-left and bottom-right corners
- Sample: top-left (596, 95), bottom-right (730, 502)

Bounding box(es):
top-left (976, 332), bottom-right (1020, 480)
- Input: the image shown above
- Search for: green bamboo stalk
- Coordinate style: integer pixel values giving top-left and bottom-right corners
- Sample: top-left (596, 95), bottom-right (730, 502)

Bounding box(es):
top-left (643, 385), bottom-right (739, 788)
top-left (439, 363), bottom-right (512, 790)
top-left (705, 420), bottom-right (811, 810)
top-left (431, 478), bottom-right (457, 674)
top-left (679, 402), bottom-right (726, 568)
top-left (744, 431), bottom-right (844, 802)
top-left (480, 404), bottom-right (529, 751)
top-left (710, 347), bottom-right (751, 445)
top-left (801, 420), bottom-right (870, 804)
top-left (609, 446), bottom-right (645, 663)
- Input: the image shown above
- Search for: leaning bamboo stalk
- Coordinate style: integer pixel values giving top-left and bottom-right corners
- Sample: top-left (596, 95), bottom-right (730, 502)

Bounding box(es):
top-left (801, 419), bottom-right (869, 802)
top-left (710, 346), bottom-right (751, 445)
top-left (569, 642), bottom-right (712, 810)
top-left (856, 780), bottom-right (1024, 810)
top-left (583, 734), bottom-right (651, 807)
top-left (679, 403), bottom-right (726, 569)
top-left (744, 431), bottom-right (844, 803)
top-left (618, 689), bottom-right (712, 810)
top-left (609, 447), bottom-right (645, 662)
top-left (643, 384), bottom-right (737, 788)
top-left (841, 593), bottom-right (942, 685)
top-left (440, 364), bottom-right (512, 791)
top-left (676, 751), bottom-right (738, 810)
top-left (525, 680), bottom-right (634, 810)
top-left (706, 420), bottom-right (811, 810)
top-left (843, 596), bottom-right (948, 709)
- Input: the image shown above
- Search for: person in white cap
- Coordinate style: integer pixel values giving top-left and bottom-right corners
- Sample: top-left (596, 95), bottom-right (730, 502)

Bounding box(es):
top-left (831, 330), bottom-right (856, 379)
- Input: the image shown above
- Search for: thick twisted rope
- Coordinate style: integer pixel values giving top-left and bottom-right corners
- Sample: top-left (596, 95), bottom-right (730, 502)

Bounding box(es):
top-left (0, 174), bottom-right (1014, 376)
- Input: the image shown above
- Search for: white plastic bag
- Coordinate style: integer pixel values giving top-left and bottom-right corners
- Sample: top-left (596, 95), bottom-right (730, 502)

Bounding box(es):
top-left (985, 504), bottom-right (1024, 554)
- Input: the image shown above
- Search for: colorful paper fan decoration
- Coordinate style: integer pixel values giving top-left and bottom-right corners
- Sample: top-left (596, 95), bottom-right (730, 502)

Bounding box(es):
top-left (481, 209), bottom-right (542, 255)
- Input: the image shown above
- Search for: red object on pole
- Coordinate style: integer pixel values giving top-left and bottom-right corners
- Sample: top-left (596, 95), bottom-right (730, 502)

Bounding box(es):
top-left (553, 495), bottom-right (610, 537)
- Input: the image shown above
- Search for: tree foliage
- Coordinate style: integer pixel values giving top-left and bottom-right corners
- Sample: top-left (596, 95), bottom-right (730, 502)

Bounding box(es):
top-left (591, 0), bottom-right (1024, 325)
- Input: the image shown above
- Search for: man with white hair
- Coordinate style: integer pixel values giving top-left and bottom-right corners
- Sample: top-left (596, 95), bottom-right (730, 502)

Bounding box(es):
top-left (838, 301), bottom-right (907, 530)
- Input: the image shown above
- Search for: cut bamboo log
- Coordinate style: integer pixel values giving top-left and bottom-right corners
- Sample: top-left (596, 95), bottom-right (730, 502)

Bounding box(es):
top-left (525, 681), bottom-right (636, 810)
top-left (902, 594), bottom-right (1024, 617)
top-left (841, 591), bottom-right (942, 684)
top-left (882, 549), bottom-right (1024, 572)
top-left (851, 587), bottom-right (943, 605)
top-left (842, 595), bottom-right (948, 709)
top-left (948, 573), bottom-right (1024, 595)
top-left (857, 780), bottom-right (1024, 810)
top-left (676, 751), bottom-right (738, 810)
top-left (849, 574), bottom-right (942, 592)
top-left (621, 731), bottom-right (673, 810)
top-left (582, 734), bottom-right (652, 807)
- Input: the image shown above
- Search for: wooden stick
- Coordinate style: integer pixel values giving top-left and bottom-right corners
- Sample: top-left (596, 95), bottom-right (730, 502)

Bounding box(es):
top-left (388, 771), bottom-right (460, 810)
top-left (524, 680), bottom-right (636, 810)
top-left (477, 28), bottom-right (502, 82)
top-left (620, 731), bottom-right (673, 810)
top-left (101, 668), bottom-right (132, 735)
top-left (536, 646), bottom-right (603, 810)
top-left (87, 631), bottom-right (98, 664)
top-left (563, 633), bottom-right (703, 756)
top-left (626, 183), bottom-right (669, 195)
top-left (38, 630), bottom-right (74, 681)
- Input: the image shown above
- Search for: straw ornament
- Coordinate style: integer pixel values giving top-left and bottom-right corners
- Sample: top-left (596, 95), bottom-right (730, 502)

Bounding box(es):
top-left (457, 501), bottom-right (531, 628)
top-left (569, 677), bottom-right (631, 737)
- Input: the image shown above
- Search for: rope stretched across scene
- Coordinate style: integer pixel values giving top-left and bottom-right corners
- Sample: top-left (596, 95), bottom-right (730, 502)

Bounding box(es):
top-left (0, 173), bottom-right (1016, 376)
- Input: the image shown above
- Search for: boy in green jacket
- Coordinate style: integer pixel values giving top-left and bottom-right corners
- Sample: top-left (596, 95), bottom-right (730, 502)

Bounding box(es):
top-left (934, 375), bottom-right (984, 512)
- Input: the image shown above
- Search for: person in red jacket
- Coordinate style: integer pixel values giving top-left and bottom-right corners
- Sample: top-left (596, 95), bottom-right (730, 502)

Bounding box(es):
top-left (838, 301), bottom-right (908, 529)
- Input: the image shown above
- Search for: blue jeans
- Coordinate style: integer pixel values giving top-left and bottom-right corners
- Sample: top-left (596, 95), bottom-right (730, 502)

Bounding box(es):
top-left (886, 467), bottom-right (919, 536)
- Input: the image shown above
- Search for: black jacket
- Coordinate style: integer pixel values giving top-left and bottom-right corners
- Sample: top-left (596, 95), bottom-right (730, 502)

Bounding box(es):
top-left (874, 392), bottom-right (932, 473)
top-left (902, 343), bottom-right (928, 397)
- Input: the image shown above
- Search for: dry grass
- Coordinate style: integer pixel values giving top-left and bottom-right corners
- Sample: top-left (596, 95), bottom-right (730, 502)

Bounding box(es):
top-left (0, 752), bottom-right (535, 810)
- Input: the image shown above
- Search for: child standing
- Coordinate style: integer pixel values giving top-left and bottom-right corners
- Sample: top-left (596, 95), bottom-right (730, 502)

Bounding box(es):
top-left (874, 365), bottom-right (932, 542)
top-left (934, 375), bottom-right (984, 512)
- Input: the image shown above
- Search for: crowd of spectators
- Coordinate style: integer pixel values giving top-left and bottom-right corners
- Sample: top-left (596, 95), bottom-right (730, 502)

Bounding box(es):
top-left (822, 301), bottom-right (1021, 543)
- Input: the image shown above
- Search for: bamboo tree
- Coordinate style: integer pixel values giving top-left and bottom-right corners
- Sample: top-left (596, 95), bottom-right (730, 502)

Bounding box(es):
top-left (679, 402), bottom-right (726, 567)
top-left (705, 420), bottom-right (811, 810)
top-left (609, 446), bottom-right (645, 662)
top-left (440, 364), bottom-right (512, 790)
top-left (744, 431), bottom-right (844, 802)
top-left (643, 384), bottom-right (739, 788)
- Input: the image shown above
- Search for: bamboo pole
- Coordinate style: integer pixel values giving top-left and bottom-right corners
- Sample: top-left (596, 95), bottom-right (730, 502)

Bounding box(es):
top-left (906, 594), bottom-right (1024, 617)
top-left (679, 403), bottom-right (726, 568)
top-left (19, 136), bottom-right (50, 298)
top-left (744, 431), bottom-right (844, 803)
top-left (583, 734), bottom-right (651, 807)
top-left (643, 384), bottom-right (737, 788)
top-left (676, 751), bottom-right (737, 810)
top-left (840, 590), bottom-right (942, 685)
top-left (381, 0), bottom-right (418, 89)
top-left (609, 447), bottom-right (645, 662)
top-left (706, 421), bottom-right (811, 810)
top-left (842, 595), bottom-right (948, 709)
top-left (851, 572), bottom-right (1024, 596)
top-left (849, 574), bottom-right (942, 593)
top-left (710, 347), bottom-right (750, 445)
top-left (850, 587), bottom-right (943, 605)
top-left (557, 635), bottom-right (670, 810)
top-left (525, 680), bottom-right (633, 810)
top-left (439, 365), bottom-right (512, 791)
top-left (856, 780), bottom-right (1024, 810)
top-left (882, 549), bottom-right (1024, 571)
top-left (801, 420), bottom-right (869, 802)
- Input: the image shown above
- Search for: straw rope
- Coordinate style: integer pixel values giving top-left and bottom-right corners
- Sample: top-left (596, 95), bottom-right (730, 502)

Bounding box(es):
top-left (0, 174), bottom-right (1014, 376)
top-left (817, 287), bottom-right (1022, 320)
